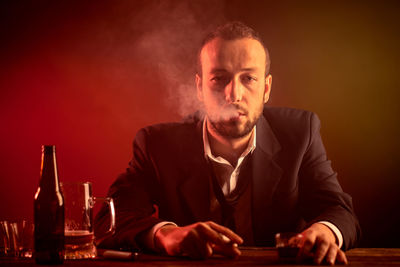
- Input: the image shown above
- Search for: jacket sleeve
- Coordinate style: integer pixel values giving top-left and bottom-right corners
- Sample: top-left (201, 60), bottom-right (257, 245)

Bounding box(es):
top-left (94, 128), bottom-right (162, 250)
top-left (298, 112), bottom-right (361, 250)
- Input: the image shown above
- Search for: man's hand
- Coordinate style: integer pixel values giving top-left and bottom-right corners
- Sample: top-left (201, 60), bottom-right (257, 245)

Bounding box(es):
top-left (299, 223), bottom-right (348, 265)
top-left (154, 221), bottom-right (243, 259)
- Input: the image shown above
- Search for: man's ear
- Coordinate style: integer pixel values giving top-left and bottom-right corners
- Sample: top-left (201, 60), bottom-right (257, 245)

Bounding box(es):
top-left (263, 74), bottom-right (272, 103)
top-left (196, 74), bottom-right (203, 102)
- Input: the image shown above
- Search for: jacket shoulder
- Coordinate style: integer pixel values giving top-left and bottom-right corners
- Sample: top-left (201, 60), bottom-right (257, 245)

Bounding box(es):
top-left (138, 120), bottom-right (198, 139)
top-left (263, 106), bottom-right (316, 122)
top-left (262, 107), bottom-right (320, 143)
top-left (134, 120), bottom-right (202, 154)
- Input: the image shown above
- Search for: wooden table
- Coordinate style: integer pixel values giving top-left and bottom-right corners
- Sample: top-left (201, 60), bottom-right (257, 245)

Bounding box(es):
top-left (1, 247), bottom-right (399, 266)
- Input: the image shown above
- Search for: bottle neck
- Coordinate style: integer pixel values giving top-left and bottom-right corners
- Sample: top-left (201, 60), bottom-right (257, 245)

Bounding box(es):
top-left (39, 146), bottom-right (61, 192)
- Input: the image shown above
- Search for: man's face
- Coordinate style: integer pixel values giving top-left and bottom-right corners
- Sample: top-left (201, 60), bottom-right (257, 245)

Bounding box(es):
top-left (196, 37), bottom-right (272, 138)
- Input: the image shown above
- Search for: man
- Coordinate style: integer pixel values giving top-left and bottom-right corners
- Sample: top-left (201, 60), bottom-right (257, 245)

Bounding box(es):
top-left (95, 22), bottom-right (360, 265)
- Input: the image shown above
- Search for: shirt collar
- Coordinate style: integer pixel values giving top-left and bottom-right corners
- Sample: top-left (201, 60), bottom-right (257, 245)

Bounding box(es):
top-left (202, 116), bottom-right (256, 166)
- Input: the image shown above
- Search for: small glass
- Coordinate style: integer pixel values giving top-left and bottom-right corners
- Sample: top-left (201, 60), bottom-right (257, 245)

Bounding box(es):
top-left (10, 220), bottom-right (34, 258)
top-left (275, 232), bottom-right (303, 262)
top-left (1, 221), bottom-right (16, 257)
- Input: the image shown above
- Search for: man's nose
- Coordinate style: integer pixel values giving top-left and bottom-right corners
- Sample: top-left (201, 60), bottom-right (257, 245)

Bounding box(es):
top-left (225, 78), bottom-right (243, 103)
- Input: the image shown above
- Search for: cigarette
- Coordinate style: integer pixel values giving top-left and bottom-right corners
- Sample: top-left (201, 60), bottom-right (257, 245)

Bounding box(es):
top-left (220, 233), bottom-right (231, 243)
top-left (102, 250), bottom-right (138, 260)
top-left (220, 233), bottom-right (238, 247)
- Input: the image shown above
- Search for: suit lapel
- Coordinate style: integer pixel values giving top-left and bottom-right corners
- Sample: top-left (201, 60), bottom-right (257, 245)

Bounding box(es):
top-left (252, 115), bottom-right (283, 243)
top-left (177, 120), bottom-right (212, 222)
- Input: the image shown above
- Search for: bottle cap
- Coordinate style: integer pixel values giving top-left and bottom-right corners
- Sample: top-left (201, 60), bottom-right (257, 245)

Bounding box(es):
top-left (42, 145), bottom-right (55, 153)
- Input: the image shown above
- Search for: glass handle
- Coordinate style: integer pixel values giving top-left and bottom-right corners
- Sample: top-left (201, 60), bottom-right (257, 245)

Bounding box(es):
top-left (93, 197), bottom-right (116, 245)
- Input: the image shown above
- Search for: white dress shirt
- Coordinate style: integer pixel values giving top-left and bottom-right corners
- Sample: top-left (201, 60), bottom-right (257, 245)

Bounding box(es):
top-left (202, 117), bottom-right (257, 197)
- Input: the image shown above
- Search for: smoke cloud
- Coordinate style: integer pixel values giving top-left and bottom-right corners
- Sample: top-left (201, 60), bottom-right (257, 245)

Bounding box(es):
top-left (132, 1), bottom-right (226, 119)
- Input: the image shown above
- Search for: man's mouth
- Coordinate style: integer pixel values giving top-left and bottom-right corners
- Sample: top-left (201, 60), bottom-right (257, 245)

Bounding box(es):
top-left (227, 111), bottom-right (246, 121)
top-left (211, 105), bottom-right (247, 122)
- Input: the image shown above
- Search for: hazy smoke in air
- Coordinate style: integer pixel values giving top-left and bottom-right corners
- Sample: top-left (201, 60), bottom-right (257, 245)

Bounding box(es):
top-left (132, 1), bottom-right (226, 119)
top-left (205, 95), bottom-right (250, 124)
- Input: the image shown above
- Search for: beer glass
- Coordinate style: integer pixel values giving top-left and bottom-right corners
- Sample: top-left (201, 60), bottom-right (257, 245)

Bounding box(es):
top-left (60, 182), bottom-right (115, 259)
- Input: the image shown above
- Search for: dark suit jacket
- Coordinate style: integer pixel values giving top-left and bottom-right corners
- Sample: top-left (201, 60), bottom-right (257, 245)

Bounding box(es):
top-left (94, 107), bottom-right (361, 251)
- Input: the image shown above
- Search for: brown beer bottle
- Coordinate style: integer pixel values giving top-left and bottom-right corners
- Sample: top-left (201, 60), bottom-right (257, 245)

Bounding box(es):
top-left (34, 145), bottom-right (65, 264)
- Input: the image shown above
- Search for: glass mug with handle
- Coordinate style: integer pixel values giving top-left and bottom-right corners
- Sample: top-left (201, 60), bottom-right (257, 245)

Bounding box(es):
top-left (60, 182), bottom-right (115, 259)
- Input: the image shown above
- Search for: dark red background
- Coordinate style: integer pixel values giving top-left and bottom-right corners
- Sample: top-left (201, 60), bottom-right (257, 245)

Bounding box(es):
top-left (1, 0), bottom-right (399, 247)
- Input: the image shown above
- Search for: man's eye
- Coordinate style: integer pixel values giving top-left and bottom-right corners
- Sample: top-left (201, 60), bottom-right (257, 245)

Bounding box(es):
top-left (211, 76), bottom-right (228, 83)
top-left (242, 75), bottom-right (257, 83)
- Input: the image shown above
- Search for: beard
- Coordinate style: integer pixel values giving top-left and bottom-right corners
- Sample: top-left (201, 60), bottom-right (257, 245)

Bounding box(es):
top-left (207, 103), bottom-right (264, 139)
top-left (209, 117), bottom-right (255, 138)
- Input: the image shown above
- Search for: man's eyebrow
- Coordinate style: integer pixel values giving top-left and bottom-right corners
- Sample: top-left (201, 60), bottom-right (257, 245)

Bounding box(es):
top-left (209, 68), bottom-right (228, 74)
top-left (209, 67), bottom-right (259, 74)
top-left (240, 67), bottom-right (258, 72)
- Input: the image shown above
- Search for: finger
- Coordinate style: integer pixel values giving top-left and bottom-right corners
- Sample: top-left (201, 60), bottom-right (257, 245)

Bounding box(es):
top-left (196, 222), bottom-right (239, 248)
top-left (313, 237), bottom-right (330, 265)
top-left (210, 235), bottom-right (240, 258)
top-left (192, 241), bottom-right (212, 259)
top-left (213, 243), bottom-right (241, 259)
top-left (195, 223), bottom-right (229, 247)
top-left (192, 239), bottom-right (213, 259)
top-left (179, 231), bottom-right (197, 257)
top-left (207, 221), bottom-right (243, 244)
top-left (195, 223), bottom-right (239, 258)
top-left (299, 232), bottom-right (317, 258)
top-left (181, 229), bottom-right (212, 259)
top-left (288, 234), bottom-right (303, 247)
top-left (336, 250), bottom-right (348, 265)
top-left (325, 245), bottom-right (338, 266)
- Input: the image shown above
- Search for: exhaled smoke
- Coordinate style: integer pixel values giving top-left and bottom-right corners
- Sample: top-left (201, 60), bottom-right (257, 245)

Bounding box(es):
top-left (206, 97), bottom-right (248, 124)
top-left (133, 1), bottom-right (226, 119)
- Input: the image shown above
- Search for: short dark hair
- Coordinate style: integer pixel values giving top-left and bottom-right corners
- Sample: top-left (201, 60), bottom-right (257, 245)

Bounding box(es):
top-left (197, 21), bottom-right (270, 76)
